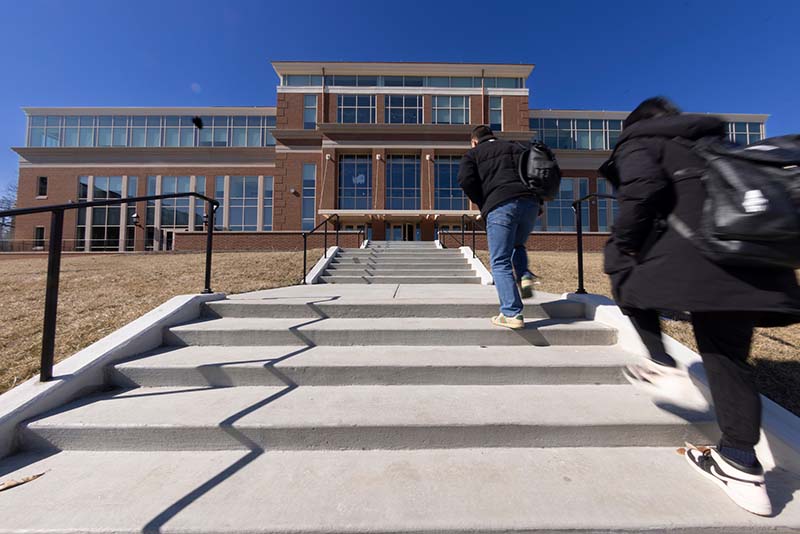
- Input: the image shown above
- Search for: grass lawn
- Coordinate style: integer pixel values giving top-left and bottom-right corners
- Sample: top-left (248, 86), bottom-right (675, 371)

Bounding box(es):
top-left (478, 250), bottom-right (800, 415)
top-left (0, 251), bottom-right (318, 394)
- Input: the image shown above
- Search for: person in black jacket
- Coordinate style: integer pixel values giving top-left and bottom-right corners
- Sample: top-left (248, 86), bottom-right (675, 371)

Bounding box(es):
top-left (458, 125), bottom-right (539, 329)
top-left (602, 97), bottom-right (800, 516)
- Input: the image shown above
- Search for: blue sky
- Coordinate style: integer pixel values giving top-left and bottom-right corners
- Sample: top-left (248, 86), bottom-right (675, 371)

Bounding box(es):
top-left (1, 0), bottom-right (798, 192)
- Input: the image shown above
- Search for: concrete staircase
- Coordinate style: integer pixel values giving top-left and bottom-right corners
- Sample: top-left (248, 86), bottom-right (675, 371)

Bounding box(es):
top-left (321, 240), bottom-right (481, 284)
top-left (2, 283), bottom-right (800, 532)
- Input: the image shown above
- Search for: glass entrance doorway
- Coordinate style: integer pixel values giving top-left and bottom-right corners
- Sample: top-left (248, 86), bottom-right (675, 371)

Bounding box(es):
top-left (387, 223), bottom-right (420, 241)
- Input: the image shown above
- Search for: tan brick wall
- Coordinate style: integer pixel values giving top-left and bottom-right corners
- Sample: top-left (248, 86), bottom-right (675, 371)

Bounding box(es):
top-left (274, 152), bottom-right (325, 230)
top-left (502, 95), bottom-right (530, 132)
top-left (469, 95), bottom-right (483, 126)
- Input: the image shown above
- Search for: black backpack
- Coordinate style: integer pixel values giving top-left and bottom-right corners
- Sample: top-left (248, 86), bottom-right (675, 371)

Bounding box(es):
top-left (517, 141), bottom-right (562, 201)
top-left (668, 135), bottom-right (800, 269)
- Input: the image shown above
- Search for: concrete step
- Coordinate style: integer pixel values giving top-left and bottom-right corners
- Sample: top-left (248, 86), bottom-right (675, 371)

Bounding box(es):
top-left (111, 345), bottom-right (637, 387)
top-left (6, 447), bottom-right (798, 533)
top-left (326, 269), bottom-right (476, 277)
top-left (339, 252), bottom-right (464, 258)
top-left (165, 317), bottom-right (617, 346)
top-left (320, 275), bottom-right (481, 284)
top-left (326, 264), bottom-right (475, 272)
top-left (22, 384), bottom-right (717, 451)
top-left (202, 298), bottom-right (585, 319)
top-left (331, 258), bottom-right (470, 266)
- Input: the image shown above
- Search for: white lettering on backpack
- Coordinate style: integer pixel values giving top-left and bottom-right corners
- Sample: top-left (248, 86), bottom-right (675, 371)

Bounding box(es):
top-left (745, 145), bottom-right (778, 151)
top-left (742, 190), bottom-right (769, 213)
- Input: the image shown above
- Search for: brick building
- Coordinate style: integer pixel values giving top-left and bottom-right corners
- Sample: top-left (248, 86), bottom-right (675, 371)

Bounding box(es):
top-left (11, 61), bottom-right (768, 252)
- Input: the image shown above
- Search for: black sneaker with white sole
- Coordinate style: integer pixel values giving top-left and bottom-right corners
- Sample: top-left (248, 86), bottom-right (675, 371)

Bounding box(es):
top-left (684, 446), bottom-right (772, 516)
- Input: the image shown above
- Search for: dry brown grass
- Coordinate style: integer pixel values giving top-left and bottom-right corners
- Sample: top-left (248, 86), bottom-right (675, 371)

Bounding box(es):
top-left (477, 250), bottom-right (800, 415)
top-left (0, 250), bottom-right (319, 394)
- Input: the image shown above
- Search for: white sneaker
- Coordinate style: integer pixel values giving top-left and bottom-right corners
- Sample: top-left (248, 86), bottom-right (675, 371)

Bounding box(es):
top-left (622, 360), bottom-right (710, 412)
top-left (684, 445), bottom-right (772, 516)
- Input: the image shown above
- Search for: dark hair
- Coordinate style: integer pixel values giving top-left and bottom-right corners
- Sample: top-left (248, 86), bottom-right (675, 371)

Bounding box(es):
top-left (624, 97), bottom-right (682, 129)
top-left (471, 125), bottom-right (494, 141)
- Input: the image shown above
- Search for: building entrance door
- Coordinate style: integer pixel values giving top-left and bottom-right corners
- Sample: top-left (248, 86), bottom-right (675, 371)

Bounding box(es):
top-left (388, 223), bottom-right (420, 241)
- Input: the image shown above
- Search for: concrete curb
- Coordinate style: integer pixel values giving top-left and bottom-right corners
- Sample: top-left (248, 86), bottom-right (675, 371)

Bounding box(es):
top-left (0, 291), bottom-right (225, 459)
top-left (305, 246), bottom-right (339, 284)
top-left (433, 240), bottom-right (444, 249)
top-left (360, 239), bottom-right (369, 249)
top-left (459, 246), bottom-right (493, 285)
top-left (566, 292), bottom-right (800, 475)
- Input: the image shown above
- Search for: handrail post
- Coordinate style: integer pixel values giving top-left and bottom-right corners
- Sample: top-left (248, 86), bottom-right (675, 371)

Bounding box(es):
top-left (302, 233), bottom-right (308, 285)
top-left (40, 209), bottom-right (64, 382)
top-left (202, 202), bottom-right (214, 294)
top-left (574, 201), bottom-right (586, 294)
top-left (472, 219), bottom-right (476, 258)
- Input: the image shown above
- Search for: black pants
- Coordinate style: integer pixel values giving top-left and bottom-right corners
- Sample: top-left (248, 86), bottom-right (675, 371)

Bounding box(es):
top-left (629, 308), bottom-right (761, 452)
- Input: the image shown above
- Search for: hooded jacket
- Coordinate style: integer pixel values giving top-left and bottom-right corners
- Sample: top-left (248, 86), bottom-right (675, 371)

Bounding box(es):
top-left (601, 114), bottom-right (800, 326)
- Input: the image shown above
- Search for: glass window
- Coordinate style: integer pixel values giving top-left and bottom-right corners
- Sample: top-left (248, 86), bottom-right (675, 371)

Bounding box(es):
top-left (543, 177), bottom-right (589, 232)
top-left (337, 94), bottom-right (375, 124)
top-left (385, 155), bottom-right (420, 210)
top-left (193, 177), bottom-right (206, 231)
top-left (304, 94), bottom-right (317, 130)
top-left (433, 96), bottom-right (469, 125)
top-left (489, 97), bottom-right (502, 131)
top-left (338, 155), bottom-right (372, 210)
top-left (384, 95), bottom-right (422, 124)
top-left (227, 176), bottom-right (258, 231)
top-left (87, 176), bottom-right (124, 251)
top-left (37, 176), bottom-right (48, 197)
top-left (435, 156), bottom-right (468, 210)
top-left (263, 176), bottom-right (274, 231)
top-left (596, 178), bottom-right (619, 232)
top-left (302, 164), bottom-right (316, 230)
top-left (213, 176), bottom-right (225, 230)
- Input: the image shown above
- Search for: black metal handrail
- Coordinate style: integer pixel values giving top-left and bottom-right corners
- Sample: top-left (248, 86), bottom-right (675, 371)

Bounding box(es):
top-left (301, 214), bottom-right (339, 284)
top-left (438, 213), bottom-right (485, 258)
top-left (0, 192), bottom-right (219, 382)
top-left (572, 193), bottom-right (616, 294)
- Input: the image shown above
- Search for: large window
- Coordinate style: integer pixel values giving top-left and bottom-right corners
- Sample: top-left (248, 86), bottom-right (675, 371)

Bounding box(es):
top-left (337, 95), bottom-right (376, 124)
top-left (263, 176), bottom-right (274, 231)
top-left (228, 176), bottom-right (259, 231)
top-left (231, 117), bottom-right (263, 147)
top-left (126, 177), bottom-right (138, 251)
top-left (283, 74), bottom-right (521, 88)
top-left (386, 155), bottom-right (420, 210)
top-left (433, 96), bottom-right (469, 125)
top-left (160, 176), bottom-right (192, 229)
top-left (76, 176), bottom-right (89, 250)
top-left (28, 116), bottom-right (62, 147)
top-left (28, 114), bottom-right (277, 148)
top-left (338, 155), bottom-right (372, 210)
top-left (544, 177), bottom-right (589, 232)
top-left (384, 95), bottom-right (422, 124)
top-left (304, 95), bottom-right (317, 130)
top-left (489, 97), bottom-right (502, 131)
top-left (530, 118), bottom-right (623, 150)
top-left (164, 116), bottom-right (197, 147)
top-left (435, 156), bottom-right (469, 210)
top-left (130, 116), bottom-right (163, 147)
top-left (727, 122), bottom-right (763, 145)
top-left (198, 116), bottom-right (229, 147)
top-left (90, 176), bottom-right (123, 251)
top-left (213, 176), bottom-right (225, 231)
top-left (144, 175), bottom-right (205, 249)
top-left (302, 164), bottom-right (316, 231)
top-left (596, 178), bottom-right (619, 232)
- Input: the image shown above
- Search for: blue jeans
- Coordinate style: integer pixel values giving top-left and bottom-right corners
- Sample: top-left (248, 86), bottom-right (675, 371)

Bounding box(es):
top-left (486, 197), bottom-right (540, 317)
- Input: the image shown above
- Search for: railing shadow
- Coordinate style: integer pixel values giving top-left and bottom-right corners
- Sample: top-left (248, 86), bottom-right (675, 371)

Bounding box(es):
top-left (141, 296), bottom-right (338, 533)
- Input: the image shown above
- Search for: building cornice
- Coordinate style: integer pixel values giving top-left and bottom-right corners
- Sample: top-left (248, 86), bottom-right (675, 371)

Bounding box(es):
top-left (272, 61), bottom-right (534, 78)
top-left (531, 109), bottom-right (770, 122)
top-left (278, 86), bottom-right (528, 97)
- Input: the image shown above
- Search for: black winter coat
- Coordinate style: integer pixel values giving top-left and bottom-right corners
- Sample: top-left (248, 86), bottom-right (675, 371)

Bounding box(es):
top-left (602, 114), bottom-right (800, 327)
top-left (457, 135), bottom-right (536, 218)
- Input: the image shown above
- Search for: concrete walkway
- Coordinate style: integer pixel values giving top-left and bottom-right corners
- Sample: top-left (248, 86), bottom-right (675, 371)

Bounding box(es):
top-left (2, 283), bottom-right (800, 532)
